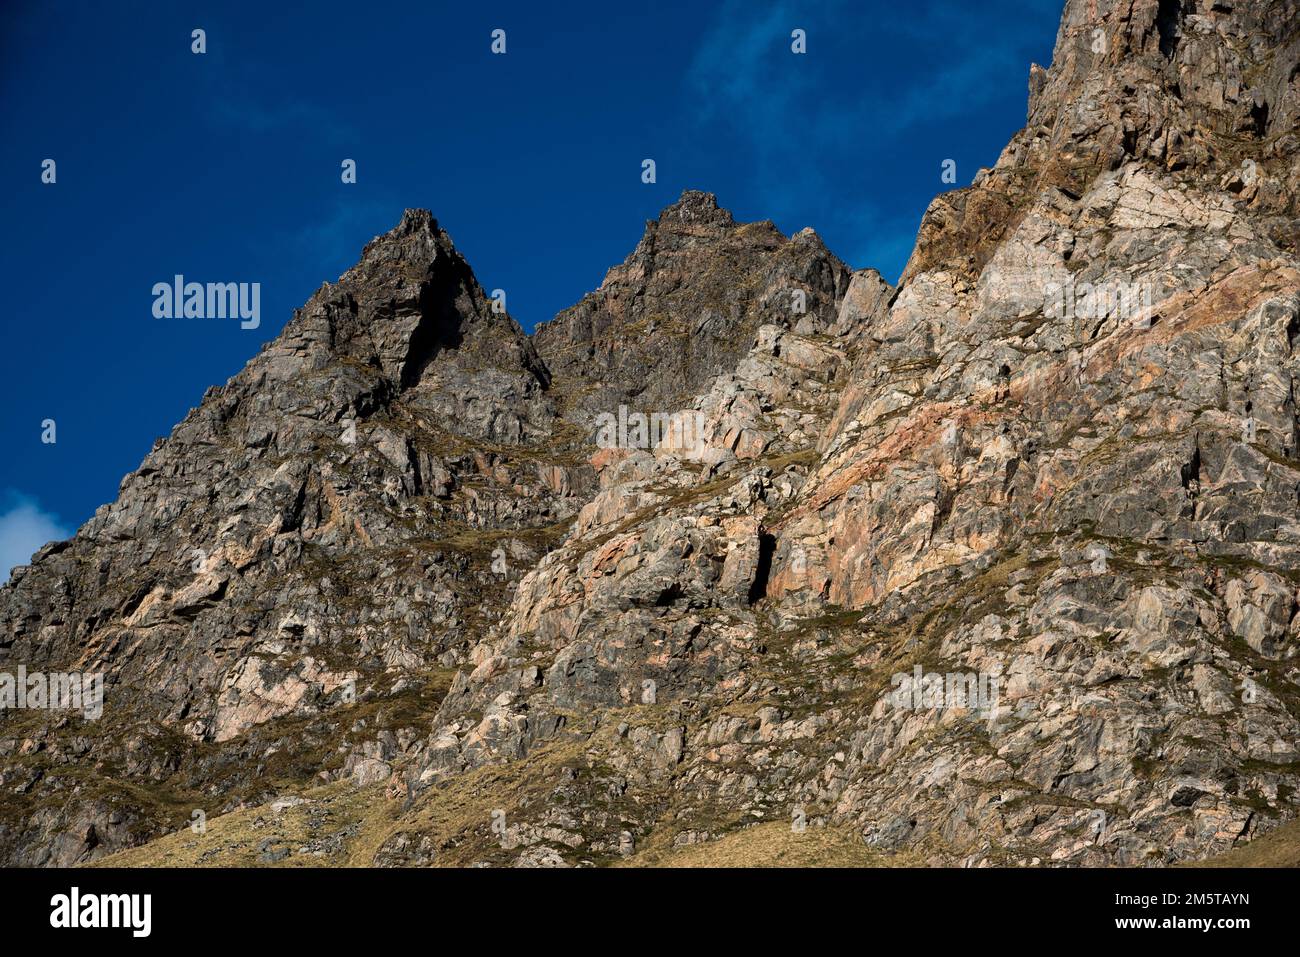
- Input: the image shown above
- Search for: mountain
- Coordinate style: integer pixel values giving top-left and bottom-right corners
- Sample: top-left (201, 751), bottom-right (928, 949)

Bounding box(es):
top-left (534, 189), bottom-right (853, 417)
top-left (3, 0), bottom-right (1300, 867)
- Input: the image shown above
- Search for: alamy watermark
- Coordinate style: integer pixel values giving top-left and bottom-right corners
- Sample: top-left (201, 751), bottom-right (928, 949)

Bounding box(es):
top-left (594, 405), bottom-right (707, 451)
top-left (152, 275), bottom-right (260, 329)
top-left (889, 664), bottom-right (1000, 712)
top-left (1043, 280), bottom-right (1153, 323)
top-left (0, 666), bottom-right (103, 720)
top-left (50, 887), bottom-right (150, 937)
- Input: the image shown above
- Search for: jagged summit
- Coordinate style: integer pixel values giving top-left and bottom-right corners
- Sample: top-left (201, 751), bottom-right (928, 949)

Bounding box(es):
top-left (533, 190), bottom-right (852, 417)
top-left (654, 189), bottom-right (736, 229)
top-left (902, 0), bottom-right (1299, 283)
top-left (278, 205), bottom-right (553, 422)
top-left (395, 207), bottom-right (439, 232)
top-left (389, 0), bottom-right (1300, 868)
top-left (4, 0), bottom-right (1300, 870)
top-left (341, 208), bottom-right (452, 282)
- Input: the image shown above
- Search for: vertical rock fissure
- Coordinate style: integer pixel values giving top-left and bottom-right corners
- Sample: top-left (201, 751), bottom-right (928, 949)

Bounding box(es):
top-left (748, 533), bottom-right (776, 604)
top-left (1157, 0), bottom-right (1183, 59)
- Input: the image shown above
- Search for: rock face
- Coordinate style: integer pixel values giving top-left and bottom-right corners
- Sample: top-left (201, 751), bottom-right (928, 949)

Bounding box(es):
top-left (534, 190), bottom-right (853, 418)
top-left (0, 210), bottom-right (580, 864)
top-left (2, 0), bottom-right (1299, 867)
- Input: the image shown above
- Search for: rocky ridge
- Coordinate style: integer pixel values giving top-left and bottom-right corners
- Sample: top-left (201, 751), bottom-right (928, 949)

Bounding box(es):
top-left (3, 0), bottom-right (1300, 867)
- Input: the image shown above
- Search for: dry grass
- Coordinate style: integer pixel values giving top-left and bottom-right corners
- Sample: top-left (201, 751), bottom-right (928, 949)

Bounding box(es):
top-left (1185, 819), bottom-right (1300, 868)
top-left (618, 821), bottom-right (916, 868)
top-left (87, 782), bottom-right (389, 868)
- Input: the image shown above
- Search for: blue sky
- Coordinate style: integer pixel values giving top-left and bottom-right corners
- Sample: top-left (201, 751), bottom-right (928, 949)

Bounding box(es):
top-left (0, 0), bottom-right (1063, 572)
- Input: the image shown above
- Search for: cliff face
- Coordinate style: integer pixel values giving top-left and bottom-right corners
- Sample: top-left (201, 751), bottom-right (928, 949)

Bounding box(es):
top-left (0, 210), bottom-right (581, 864)
top-left (3, 0), bottom-right (1299, 867)
top-left (533, 189), bottom-right (853, 418)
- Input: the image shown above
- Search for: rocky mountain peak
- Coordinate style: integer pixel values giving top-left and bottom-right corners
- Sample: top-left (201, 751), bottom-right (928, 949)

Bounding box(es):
top-left (902, 0), bottom-right (1298, 285)
top-left (264, 208), bottom-right (552, 441)
top-left (611, 190), bottom-right (765, 281)
top-left (396, 206), bottom-right (439, 233)
top-left (337, 208), bottom-right (454, 285)
top-left (653, 189), bottom-right (737, 230)
top-left (4, 0), bottom-right (1300, 870)
top-left (533, 191), bottom-right (851, 418)
top-left (1027, 0), bottom-right (1298, 168)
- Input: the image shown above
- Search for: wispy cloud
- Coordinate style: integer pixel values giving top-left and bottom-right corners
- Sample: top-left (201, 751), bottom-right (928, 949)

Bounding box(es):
top-left (208, 86), bottom-right (352, 140)
top-left (683, 0), bottom-right (1050, 279)
top-left (689, 0), bottom-right (1047, 138)
top-left (685, 0), bottom-right (826, 199)
top-left (290, 197), bottom-right (404, 278)
top-left (0, 491), bottom-right (70, 580)
top-left (683, 0), bottom-right (906, 271)
top-left (195, 30), bottom-right (354, 143)
top-left (688, 0), bottom-right (815, 120)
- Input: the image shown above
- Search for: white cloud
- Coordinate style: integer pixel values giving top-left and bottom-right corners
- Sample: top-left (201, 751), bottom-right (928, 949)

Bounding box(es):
top-left (681, 0), bottom-right (1053, 279)
top-left (0, 493), bottom-right (70, 580)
